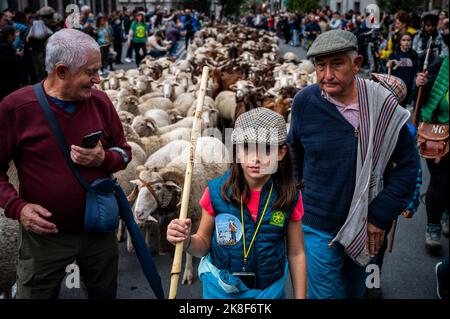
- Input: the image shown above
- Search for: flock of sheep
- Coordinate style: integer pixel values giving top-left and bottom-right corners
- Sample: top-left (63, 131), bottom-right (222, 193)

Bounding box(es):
top-left (0, 23), bottom-right (317, 297)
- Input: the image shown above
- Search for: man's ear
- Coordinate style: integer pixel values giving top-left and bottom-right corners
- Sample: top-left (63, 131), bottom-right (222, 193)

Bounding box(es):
top-left (353, 55), bottom-right (364, 73)
top-left (55, 64), bottom-right (70, 80)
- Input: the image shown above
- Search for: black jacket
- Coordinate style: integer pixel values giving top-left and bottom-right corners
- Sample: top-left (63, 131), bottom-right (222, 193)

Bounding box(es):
top-left (0, 41), bottom-right (20, 101)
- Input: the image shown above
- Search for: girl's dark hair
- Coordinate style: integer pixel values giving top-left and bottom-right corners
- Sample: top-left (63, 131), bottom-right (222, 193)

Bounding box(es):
top-left (0, 25), bottom-right (15, 41)
top-left (396, 11), bottom-right (410, 26)
top-left (96, 16), bottom-right (104, 28)
top-left (398, 31), bottom-right (412, 41)
top-left (220, 144), bottom-right (297, 212)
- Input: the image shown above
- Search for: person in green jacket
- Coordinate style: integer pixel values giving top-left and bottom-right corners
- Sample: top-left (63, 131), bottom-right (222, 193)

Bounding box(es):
top-left (414, 35), bottom-right (449, 252)
top-left (127, 12), bottom-right (148, 66)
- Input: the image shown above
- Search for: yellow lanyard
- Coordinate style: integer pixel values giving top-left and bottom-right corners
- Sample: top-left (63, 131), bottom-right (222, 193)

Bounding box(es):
top-left (240, 183), bottom-right (273, 271)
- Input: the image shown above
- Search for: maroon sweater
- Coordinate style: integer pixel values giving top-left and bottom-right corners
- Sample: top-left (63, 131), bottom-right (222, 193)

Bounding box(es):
top-left (0, 85), bottom-right (132, 232)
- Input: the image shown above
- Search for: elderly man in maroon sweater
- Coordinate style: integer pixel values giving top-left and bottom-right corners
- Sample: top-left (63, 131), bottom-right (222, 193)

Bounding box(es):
top-left (0, 29), bottom-right (132, 299)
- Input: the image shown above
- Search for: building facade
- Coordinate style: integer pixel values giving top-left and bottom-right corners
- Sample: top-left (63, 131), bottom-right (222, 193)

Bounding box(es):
top-left (326, 0), bottom-right (448, 13)
top-left (1, 0), bottom-right (118, 14)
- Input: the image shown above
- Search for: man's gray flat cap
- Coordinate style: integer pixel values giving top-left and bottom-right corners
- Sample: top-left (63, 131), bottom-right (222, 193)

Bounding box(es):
top-left (307, 29), bottom-right (358, 58)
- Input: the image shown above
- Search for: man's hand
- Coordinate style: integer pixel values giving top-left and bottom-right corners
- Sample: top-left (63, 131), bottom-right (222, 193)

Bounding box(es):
top-left (70, 141), bottom-right (105, 167)
top-left (416, 71), bottom-right (428, 87)
top-left (367, 222), bottom-right (385, 257)
top-left (19, 203), bottom-right (58, 235)
top-left (387, 60), bottom-right (397, 69)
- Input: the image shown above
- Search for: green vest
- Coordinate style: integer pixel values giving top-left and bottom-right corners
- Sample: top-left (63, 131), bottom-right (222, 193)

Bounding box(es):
top-left (421, 56), bottom-right (449, 124)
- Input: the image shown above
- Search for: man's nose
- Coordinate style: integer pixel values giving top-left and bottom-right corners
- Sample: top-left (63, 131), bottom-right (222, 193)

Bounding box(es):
top-left (324, 65), bottom-right (335, 80)
top-left (92, 72), bottom-right (101, 84)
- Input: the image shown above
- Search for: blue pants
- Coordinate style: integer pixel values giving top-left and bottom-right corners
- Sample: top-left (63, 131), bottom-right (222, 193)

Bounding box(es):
top-left (168, 42), bottom-right (179, 57)
top-left (149, 49), bottom-right (165, 58)
top-left (303, 224), bottom-right (367, 299)
top-left (292, 29), bottom-right (299, 46)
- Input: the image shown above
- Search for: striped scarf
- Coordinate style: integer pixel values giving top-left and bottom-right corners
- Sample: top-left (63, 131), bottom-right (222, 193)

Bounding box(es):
top-left (330, 78), bottom-right (410, 266)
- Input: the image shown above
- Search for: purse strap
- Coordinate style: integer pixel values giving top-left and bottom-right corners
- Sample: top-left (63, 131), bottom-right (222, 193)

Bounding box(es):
top-left (33, 83), bottom-right (90, 192)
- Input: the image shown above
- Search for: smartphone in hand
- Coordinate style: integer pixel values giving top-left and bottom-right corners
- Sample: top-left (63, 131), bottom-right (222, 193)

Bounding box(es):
top-left (81, 130), bottom-right (103, 149)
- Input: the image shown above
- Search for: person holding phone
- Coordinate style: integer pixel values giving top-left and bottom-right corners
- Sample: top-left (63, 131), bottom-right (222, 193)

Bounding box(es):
top-left (0, 29), bottom-right (131, 299)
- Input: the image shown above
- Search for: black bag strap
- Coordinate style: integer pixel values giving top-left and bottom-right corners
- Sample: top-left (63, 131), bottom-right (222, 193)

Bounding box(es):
top-left (33, 83), bottom-right (90, 192)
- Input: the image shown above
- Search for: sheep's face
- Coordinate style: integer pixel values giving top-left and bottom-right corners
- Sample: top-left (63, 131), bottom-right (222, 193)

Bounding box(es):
top-left (132, 119), bottom-right (156, 137)
top-left (202, 108), bottom-right (218, 129)
top-left (131, 176), bottom-right (182, 225)
top-left (231, 81), bottom-right (254, 99)
top-left (179, 77), bottom-right (189, 90)
top-left (162, 82), bottom-right (174, 99)
top-left (118, 111), bottom-right (135, 125)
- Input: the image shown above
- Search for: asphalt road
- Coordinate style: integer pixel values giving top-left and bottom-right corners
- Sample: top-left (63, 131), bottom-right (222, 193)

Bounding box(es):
top-left (57, 40), bottom-right (448, 300)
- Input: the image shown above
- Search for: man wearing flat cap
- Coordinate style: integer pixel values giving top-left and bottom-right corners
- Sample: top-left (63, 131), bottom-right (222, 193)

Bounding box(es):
top-left (287, 29), bottom-right (418, 298)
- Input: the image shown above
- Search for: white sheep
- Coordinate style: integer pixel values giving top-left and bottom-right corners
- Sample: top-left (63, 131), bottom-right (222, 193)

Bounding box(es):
top-left (298, 59), bottom-right (315, 74)
top-left (143, 109), bottom-right (171, 128)
top-left (114, 142), bottom-right (147, 242)
top-left (122, 123), bottom-right (144, 147)
top-left (118, 110), bottom-right (136, 125)
top-left (116, 95), bottom-right (140, 115)
top-left (155, 116), bottom-right (198, 135)
top-left (283, 51), bottom-right (299, 63)
top-left (187, 97), bottom-right (219, 129)
top-left (141, 128), bottom-right (191, 159)
top-left (156, 78), bottom-right (185, 101)
top-left (173, 93), bottom-right (196, 117)
top-left (132, 136), bottom-right (230, 284)
top-left (125, 69), bottom-right (140, 78)
top-left (214, 90), bottom-right (237, 122)
top-left (143, 139), bottom-right (190, 170)
top-left (138, 97), bottom-right (174, 114)
top-left (138, 91), bottom-right (164, 104)
top-left (0, 164), bottom-right (19, 298)
top-left (131, 115), bottom-right (158, 137)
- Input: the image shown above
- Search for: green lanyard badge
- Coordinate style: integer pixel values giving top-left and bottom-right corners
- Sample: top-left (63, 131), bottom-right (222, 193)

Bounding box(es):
top-left (240, 183), bottom-right (273, 271)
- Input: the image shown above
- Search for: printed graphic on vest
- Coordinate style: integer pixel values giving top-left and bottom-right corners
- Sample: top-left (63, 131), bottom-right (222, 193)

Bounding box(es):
top-left (136, 25), bottom-right (146, 38)
top-left (270, 211), bottom-right (286, 227)
top-left (215, 214), bottom-right (242, 246)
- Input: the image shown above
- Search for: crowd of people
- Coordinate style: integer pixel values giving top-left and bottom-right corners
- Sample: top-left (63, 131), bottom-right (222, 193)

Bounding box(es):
top-left (242, 9), bottom-right (448, 77)
top-left (0, 5), bottom-right (206, 100)
top-left (0, 4), bottom-right (448, 300)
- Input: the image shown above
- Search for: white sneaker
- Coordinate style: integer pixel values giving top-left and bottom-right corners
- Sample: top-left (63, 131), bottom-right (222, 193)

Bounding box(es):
top-left (124, 58), bottom-right (132, 63)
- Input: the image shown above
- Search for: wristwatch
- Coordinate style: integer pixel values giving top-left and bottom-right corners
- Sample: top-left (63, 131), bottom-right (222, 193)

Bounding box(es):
top-left (108, 147), bottom-right (129, 164)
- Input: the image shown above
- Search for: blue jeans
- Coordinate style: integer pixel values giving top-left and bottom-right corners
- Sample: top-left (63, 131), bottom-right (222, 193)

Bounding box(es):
top-left (303, 224), bottom-right (367, 299)
top-left (149, 49), bottom-right (165, 58)
top-left (292, 29), bottom-right (299, 46)
top-left (168, 42), bottom-right (179, 57)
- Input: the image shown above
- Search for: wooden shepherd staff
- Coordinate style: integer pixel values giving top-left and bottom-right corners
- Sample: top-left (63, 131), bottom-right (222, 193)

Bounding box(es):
top-left (412, 36), bottom-right (432, 127)
top-left (387, 219), bottom-right (398, 253)
top-left (389, 37), bottom-right (432, 253)
top-left (168, 66), bottom-right (209, 299)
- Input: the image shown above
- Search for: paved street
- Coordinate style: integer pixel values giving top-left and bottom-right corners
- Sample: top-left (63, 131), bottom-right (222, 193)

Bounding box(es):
top-left (56, 41), bottom-right (449, 300)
